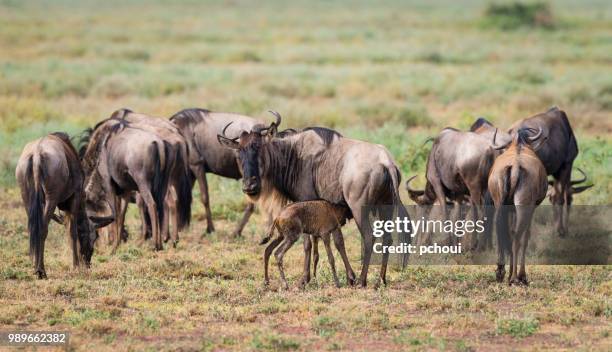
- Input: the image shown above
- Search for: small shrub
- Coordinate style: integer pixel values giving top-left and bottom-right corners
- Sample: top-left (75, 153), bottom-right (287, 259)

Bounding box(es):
top-left (483, 2), bottom-right (555, 30)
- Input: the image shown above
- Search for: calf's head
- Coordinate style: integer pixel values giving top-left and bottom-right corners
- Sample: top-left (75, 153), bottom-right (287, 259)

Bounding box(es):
top-left (217, 111), bottom-right (281, 197)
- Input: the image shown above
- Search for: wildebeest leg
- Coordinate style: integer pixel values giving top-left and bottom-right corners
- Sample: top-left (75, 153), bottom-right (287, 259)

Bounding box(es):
top-left (274, 232), bottom-right (299, 290)
top-left (169, 190), bottom-right (179, 246)
top-left (233, 201), bottom-right (255, 237)
top-left (332, 229), bottom-right (356, 286)
top-left (510, 206), bottom-right (533, 286)
top-left (264, 235), bottom-right (283, 287)
top-left (196, 171), bottom-right (214, 234)
top-left (518, 223), bottom-right (531, 286)
top-left (137, 182), bottom-right (162, 251)
top-left (68, 199), bottom-right (80, 268)
top-left (430, 178), bottom-right (450, 245)
top-left (312, 235), bottom-right (319, 279)
top-left (36, 203), bottom-right (54, 279)
top-left (137, 195), bottom-right (148, 240)
top-left (111, 196), bottom-right (128, 255)
top-left (300, 235), bottom-right (312, 289)
top-left (468, 191), bottom-right (483, 251)
top-left (349, 202), bottom-right (375, 288)
top-left (495, 207), bottom-right (507, 283)
top-left (161, 194), bottom-right (171, 243)
top-left (322, 232), bottom-right (341, 288)
top-left (551, 162), bottom-right (571, 237)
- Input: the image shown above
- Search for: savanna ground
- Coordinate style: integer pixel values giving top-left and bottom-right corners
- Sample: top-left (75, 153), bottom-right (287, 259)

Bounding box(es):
top-left (0, 0), bottom-right (610, 350)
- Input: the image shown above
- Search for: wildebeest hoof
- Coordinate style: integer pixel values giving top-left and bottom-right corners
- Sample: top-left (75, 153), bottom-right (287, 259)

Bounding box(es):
top-left (172, 241), bottom-right (178, 248)
top-left (509, 278), bottom-right (526, 286)
top-left (206, 226), bottom-right (215, 234)
top-left (36, 270), bottom-right (47, 279)
top-left (495, 266), bottom-right (505, 283)
top-left (518, 275), bottom-right (529, 286)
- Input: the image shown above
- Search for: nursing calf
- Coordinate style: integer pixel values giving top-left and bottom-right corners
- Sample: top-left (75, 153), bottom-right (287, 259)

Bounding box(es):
top-left (260, 200), bottom-right (356, 289)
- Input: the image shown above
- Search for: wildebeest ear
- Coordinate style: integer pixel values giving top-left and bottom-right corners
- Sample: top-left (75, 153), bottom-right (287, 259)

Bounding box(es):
top-left (217, 135), bottom-right (240, 149)
top-left (89, 216), bottom-right (114, 229)
top-left (572, 184), bottom-right (594, 194)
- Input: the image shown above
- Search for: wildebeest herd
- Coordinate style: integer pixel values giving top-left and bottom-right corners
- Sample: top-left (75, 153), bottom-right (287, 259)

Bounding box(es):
top-left (15, 106), bottom-right (593, 287)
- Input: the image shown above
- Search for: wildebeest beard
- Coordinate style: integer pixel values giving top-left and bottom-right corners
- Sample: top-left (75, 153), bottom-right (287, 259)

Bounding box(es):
top-left (258, 138), bottom-right (307, 201)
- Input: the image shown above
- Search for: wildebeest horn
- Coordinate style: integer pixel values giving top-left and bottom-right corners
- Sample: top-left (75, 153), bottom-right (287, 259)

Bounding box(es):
top-left (570, 167), bottom-right (587, 185)
top-left (268, 110), bottom-right (282, 127)
top-left (491, 128), bottom-right (510, 150)
top-left (221, 122), bottom-right (240, 141)
top-left (405, 175), bottom-right (425, 196)
top-left (528, 127), bottom-right (543, 142)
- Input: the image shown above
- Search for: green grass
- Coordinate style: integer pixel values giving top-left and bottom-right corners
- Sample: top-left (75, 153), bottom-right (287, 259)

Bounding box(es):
top-left (0, 1), bottom-right (611, 351)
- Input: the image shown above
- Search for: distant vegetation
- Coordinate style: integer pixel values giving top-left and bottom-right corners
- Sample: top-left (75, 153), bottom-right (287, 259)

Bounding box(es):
top-left (0, 2), bottom-right (610, 350)
top-left (483, 2), bottom-right (556, 30)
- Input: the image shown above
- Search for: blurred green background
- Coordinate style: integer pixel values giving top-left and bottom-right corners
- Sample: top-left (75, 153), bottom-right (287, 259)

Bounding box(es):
top-left (0, 0), bottom-right (610, 203)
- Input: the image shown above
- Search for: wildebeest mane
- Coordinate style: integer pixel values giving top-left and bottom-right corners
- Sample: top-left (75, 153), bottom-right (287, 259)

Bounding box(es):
top-left (261, 140), bottom-right (302, 200)
top-left (302, 127), bottom-right (342, 146)
top-left (470, 117), bottom-right (493, 132)
top-left (48, 132), bottom-right (80, 165)
top-left (80, 116), bottom-right (131, 173)
top-left (169, 108), bottom-right (211, 128)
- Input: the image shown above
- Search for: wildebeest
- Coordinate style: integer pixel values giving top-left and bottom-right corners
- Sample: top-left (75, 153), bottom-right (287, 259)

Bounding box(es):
top-left (405, 127), bottom-right (497, 248)
top-left (217, 114), bottom-right (410, 287)
top-left (16, 133), bottom-right (107, 279)
top-left (115, 109), bottom-right (192, 246)
top-left (170, 108), bottom-right (285, 236)
top-left (260, 200), bottom-right (356, 289)
top-left (80, 111), bottom-right (177, 252)
top-left (488, 127), bottom-right (548, 285)
top-left (507, 107), bottom-right (593, 237)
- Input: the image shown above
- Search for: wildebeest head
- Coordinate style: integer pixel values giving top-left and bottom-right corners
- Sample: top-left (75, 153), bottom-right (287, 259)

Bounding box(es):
top-left (216, 111), bottom-right (281, 196)
top-left (79, 119), bottom-right (125, 228)
top-left (491, 126), bottom-right (544, 151)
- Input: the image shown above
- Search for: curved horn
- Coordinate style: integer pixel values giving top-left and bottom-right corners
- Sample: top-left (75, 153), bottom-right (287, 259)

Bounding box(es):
top-left (491, 128), bottom-right (510, 150)
top-left (222, 122), bottom-right (233, 137)
top-left (570, 167), bottom-right (587, 185)
top-left (528, 127), bottom-right (543, 142)
top-left (221, 122), bottom-right (240, 141)
top-left (268, 110), bottom-right (282, 127)
top-left (405, 175), bottom-right (425, 196)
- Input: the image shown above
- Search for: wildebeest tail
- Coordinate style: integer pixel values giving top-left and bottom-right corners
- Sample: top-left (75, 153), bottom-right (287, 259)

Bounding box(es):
top-left (151, 141), bottom-right (171, 229)
top-left (28, 155), bottom-right (45, 260)
top-left (387, 166), bottom-right (412, 268)
top-left (174, 145), bottom-right (192, 231)
top-left (259, 220), bottom-right (278, 245)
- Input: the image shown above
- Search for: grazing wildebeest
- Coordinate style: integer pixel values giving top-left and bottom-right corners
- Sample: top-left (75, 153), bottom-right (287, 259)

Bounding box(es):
top-left (260, 200), bottom-right (356, 289)
top-left (404, 127), bottom-right (497, 248)
top-left (80, 112), bottom-right (176, 252)
top-left (217, 114), bottom-right (410, 287)
top-left (488, 128), bottom-right (548, 285)
top-left (507, 107), bottom-right (593, 237)
top-left (116, 109), bottom-right (193, 246)
top-left (15, 133), bottom-right (108, 279)
top-left (170, 108), bottom-right (284, 236)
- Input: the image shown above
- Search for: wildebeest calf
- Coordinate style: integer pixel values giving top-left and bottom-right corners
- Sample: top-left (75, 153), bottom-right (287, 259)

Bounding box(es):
top-left (260, 200), bottom-right (356, 289)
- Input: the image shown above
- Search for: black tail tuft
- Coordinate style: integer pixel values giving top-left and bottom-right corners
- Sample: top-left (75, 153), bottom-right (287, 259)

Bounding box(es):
top-left (259, 236), bottom-right (271, 245)
top-left (27, 157), bottom-right (45, 260)
top-left (174, 147), bottom-right (192, 231)
top-left (151, 141), bottom-right (170, 229)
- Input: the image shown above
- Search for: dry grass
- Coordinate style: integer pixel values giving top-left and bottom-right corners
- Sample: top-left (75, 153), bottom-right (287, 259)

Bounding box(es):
top-left (0, 1), bottom-right (611, 350)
